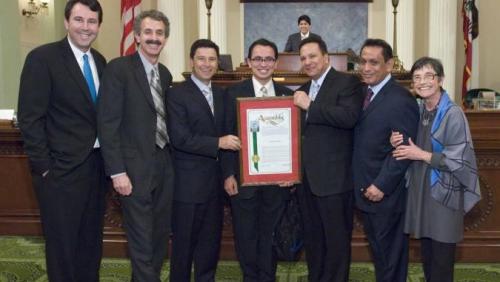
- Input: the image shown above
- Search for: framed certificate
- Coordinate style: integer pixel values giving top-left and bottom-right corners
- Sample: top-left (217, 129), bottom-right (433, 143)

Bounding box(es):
top-left (237, 96), bottom-right (301, 186)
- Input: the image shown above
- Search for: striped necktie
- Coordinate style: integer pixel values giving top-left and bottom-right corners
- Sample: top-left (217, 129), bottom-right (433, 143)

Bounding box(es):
top-left (363, 88), bottom-right (374, 110)
top-left (150, 68), bottom-right (169, 148)
top-left (260, 86), bottom-right (268, 97)
top-left (202, 88), bottom-right (214, 114)
top-left (309, 82), bottom-right (320, 101)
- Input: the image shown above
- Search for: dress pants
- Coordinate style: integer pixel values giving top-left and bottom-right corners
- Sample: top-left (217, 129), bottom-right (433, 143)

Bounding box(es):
top-left (170, 195), bottom-right (223, 282)
top-left (420, 237), bottom-right (456, 282)
top-left (120, 146), bottom-right (174, 282)
top-left (297, 173), bottom-right (353, 282)
top-left (32, 149), bottom-right (108, 282)
top-left (362, 211), bottom-right (408, 282)
top-left (230, 186), bottom-right (289, 282)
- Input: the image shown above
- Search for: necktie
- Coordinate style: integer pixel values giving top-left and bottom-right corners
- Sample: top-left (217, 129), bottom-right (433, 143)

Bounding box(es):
top-left (260, 86), bottom-right (268, 97)
top-left (82, 54), bottom-right (97, 103)
top-left (309, 82), bottom-right (320, 101)
top-left (150, 68), bottom-right (169, 148)
top-left (202, 88), bottom-right (214, 114)
top-left (363, 88), bottom-right (374, 110)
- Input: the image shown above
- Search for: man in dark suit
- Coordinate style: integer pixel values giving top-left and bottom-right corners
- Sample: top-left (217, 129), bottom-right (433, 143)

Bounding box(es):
top-left (97, 10), bottom-right (174, 282)
top-left (284, 15), bottom-right (322, 52)
top-left (223, 38), bottom-right (293, 282)
top-left (168, 39), bottom-right (241, 282)
top-left (352, 38), bottom-right (419, 282)
top-left (17, 1), bottom-right (107, 281)
top-left (293, 37), bottom-right (363, 282)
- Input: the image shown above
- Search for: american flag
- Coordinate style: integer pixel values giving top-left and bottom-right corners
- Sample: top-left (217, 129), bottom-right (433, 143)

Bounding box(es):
top-left (462, 0), bottom-right (479, 106)
top-left (120, 0), bottom-right (141, 56)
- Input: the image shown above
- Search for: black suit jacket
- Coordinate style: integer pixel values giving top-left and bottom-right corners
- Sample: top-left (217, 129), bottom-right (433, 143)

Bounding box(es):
top-left (18, 38), bottom-right (106, 176)
top-left (97, 52), bottom-right (172, 195)
top-left (222, 79), bottom-right (293, 198)
top-left (284, 32), bottom-right (322, 52)
top-left (167, 77), bottom-right (225, 203)
top-left (353, 78), bottom-right (419, 213)
top-left (300, 68), bottom-right (363, 197)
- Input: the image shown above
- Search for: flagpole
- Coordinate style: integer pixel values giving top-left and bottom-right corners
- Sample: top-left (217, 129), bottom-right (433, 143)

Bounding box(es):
top-left (205, 0), bottom-right (213, 40)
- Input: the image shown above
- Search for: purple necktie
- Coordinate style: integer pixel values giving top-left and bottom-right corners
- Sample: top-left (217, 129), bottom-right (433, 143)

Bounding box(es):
top-left (363, 88), bottom-right (374, 110)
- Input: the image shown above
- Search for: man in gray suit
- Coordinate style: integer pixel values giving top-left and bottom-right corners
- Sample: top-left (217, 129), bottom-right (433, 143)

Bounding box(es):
top-left (284, 14), bottom-right (322, 52)
top-left (97, 10), bottom-right (174, 282)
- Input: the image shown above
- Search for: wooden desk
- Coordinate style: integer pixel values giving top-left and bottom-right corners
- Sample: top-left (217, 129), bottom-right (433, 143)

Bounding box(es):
top-left (1, 100), bottom-right (499, 262)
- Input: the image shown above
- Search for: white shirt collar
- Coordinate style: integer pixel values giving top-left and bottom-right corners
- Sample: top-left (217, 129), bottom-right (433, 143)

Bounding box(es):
top-left (252, 76), bottom-right (275, 97)
top-left (312, 66), bottom-right (331, 88)
top-left (301, 32), bottom-right (310, 39)
top-left (191, 74), bottom-right (212, 93)
top-left (67, 37), bottom-right (91, 60)
top-left (138, 49), bottom-right (158, 81)
top-left (368, 74), bottom-right (392, 101)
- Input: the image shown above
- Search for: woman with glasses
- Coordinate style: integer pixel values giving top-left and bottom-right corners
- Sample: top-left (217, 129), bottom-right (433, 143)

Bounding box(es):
top-left (390, 56), bottom-right (481, 282)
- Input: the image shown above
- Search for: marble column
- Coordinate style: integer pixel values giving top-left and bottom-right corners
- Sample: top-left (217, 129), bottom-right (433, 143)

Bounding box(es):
top-left (198, 0), bottom-right (227, 53)
top-left (158, 0), bottom-right (185, 82)
top-left (428, 0), bottom-right (457, 100)
top-left (158, 0), bottom-right (188, 81)
top-left (385, 0), bottom-right (415, 70)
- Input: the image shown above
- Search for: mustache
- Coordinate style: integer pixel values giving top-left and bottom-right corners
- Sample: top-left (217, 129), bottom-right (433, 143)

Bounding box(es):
top-left (145, 39), bottom-right (162, 45)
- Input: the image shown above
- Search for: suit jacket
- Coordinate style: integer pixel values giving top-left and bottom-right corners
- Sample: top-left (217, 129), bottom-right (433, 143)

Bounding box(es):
top-left (222, 79), bottom-right (293, 199)
top-left (167, 77), bottom-right (225, 203)
top-left (97, 52), bottom-right (172, 195)
top-left (284, 32), bottom-right (322, 52)
top-left (353, 78), bottom-right (419, 213)
top-left (18, 38), bottom-right (106, 177)
top-left (300, 68), bottom-right (363, 197)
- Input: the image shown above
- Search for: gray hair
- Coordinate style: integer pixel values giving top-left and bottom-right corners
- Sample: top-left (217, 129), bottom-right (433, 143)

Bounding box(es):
top-left (133, 10), bottom-right (170, 38)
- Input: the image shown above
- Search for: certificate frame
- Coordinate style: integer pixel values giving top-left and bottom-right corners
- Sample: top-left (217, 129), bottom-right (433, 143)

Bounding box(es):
top-left (237, 96), bottom-right (301, 186)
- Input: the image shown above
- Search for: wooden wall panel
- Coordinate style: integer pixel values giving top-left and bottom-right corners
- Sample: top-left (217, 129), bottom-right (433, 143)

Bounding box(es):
top-left (1, 108), bottom-right (499, 262)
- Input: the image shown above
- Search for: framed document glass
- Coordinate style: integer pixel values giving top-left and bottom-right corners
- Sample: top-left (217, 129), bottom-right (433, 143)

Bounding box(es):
top-left (237, 96), bottom-right (301, 186)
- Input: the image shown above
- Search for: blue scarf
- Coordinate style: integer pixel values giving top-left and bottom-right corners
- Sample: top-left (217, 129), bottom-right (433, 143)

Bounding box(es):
top-left (430, 91), bottom-right (453, 186)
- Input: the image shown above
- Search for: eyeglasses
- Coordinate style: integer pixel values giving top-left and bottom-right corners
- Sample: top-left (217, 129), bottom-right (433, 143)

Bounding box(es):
top-left (250, 56), bottom-right (276, 64)
top-left (412, 73), bottom-right (438, 83)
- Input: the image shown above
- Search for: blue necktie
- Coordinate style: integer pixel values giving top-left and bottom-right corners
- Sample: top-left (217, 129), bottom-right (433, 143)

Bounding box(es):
top-left (83, 54), bottom-right (97, 103)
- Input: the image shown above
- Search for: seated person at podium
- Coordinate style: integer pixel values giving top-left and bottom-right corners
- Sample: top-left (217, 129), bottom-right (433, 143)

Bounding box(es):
top-left (284, 14), bottom-right (322, 52)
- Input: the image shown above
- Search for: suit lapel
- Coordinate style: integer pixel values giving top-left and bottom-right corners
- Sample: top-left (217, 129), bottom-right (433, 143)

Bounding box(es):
top-left (187, 78), bottom-right (216, 122)
top-left (314, 68), bottom-right (336, 103)
top-left (132, 53), bottom-right (156, 111)
top-left (59, 39), bottom-right (95, 107)
top-left (244, 79), bottom-right (256, 98)
top-left (213, 87), bottom-right (224, 126)
top-left (90, 48), bottom-right (104, 77)
top-left (360, 79), bottom-right (393, 120)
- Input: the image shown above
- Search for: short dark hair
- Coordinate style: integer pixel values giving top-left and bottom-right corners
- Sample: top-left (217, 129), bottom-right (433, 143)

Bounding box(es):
top-left (133, 10), bottom-right (170, 38)
top-left (189, 39), bottom-right (220, 59)
top-left (360, 38), bottom-right (393, 62)
top-left (410, 56), bottom-right (445, 78)
top-left (65, 0), bottom-right (103, 25)
top-left (299, 37), bottom-right (328, 55)
top-left (298, 15), bottom-right (311, 25)
top-left (247, 38), bottom-right (279, 59)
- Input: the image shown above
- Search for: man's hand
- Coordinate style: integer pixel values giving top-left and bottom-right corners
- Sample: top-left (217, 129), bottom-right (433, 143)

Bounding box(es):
top-left (293, 91), bottom-right (311, 110)
top-left (112, 174), bottom-right (133, 196)
top-left (219, 135), bottom-right (241, 151)
top-left (224, 175), bottom-right (238, 196)
top-left (363, 184), bottom-right (384, 202)
top-left (390, 131), bottom-right (404, 148)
